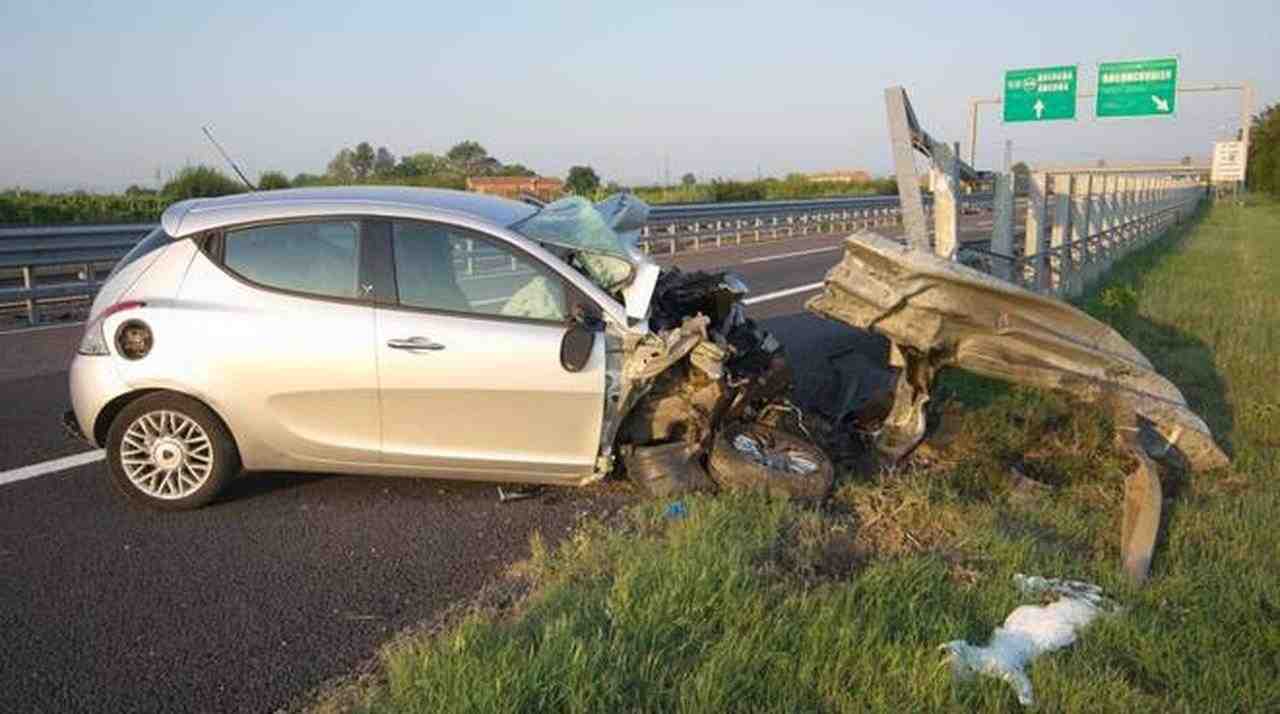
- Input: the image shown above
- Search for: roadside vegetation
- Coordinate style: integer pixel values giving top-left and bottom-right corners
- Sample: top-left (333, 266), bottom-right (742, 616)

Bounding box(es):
top-left (1247, 103), bottom-right (1280, 198)
top-left (631, 174), bottom-right (897, 206)
top-left (309, 196), bottom-right (1280, 713)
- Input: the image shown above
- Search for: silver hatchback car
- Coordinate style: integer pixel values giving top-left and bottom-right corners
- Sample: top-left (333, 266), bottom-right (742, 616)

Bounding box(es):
top-left (67, 186), bottom-right (824, 509)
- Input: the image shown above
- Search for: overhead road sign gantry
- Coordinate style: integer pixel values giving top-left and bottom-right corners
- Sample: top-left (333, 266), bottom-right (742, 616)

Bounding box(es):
top-left (1096, 57), bottom-right (1179, 117)
top-left (1003, 65), bottom-right (1078, 122)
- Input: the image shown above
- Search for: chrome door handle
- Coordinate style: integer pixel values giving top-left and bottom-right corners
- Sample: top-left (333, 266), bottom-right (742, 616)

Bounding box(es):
top-left (387, 337), bottom-right (445, 351)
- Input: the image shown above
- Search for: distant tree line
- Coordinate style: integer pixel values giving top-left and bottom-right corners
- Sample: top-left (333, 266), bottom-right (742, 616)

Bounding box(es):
top-left (0, 140), bottom-right (548, 224)
top-left (3, 137), bottom-right (901, 224)
top-left (291, 140), bottom-right (538, 190)
top-left (114, 140), bottom-right (539, 198)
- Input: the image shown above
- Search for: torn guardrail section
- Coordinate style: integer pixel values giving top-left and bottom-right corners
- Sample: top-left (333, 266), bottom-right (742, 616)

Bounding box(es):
top-left (805, 231), bottom-right (1228, 472)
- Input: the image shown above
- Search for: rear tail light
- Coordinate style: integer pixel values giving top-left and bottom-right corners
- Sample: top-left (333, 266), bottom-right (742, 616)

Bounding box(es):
top-left (78, 301), bottom-right (146, 356)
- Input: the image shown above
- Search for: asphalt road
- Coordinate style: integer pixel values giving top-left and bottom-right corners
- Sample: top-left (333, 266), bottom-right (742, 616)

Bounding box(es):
top-left (0, 219), bottom-right (990, 713)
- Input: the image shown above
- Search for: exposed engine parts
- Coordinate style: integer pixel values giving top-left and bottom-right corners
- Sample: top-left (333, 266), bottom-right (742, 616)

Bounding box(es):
top-left (615, 268), bottom-right (830, 499)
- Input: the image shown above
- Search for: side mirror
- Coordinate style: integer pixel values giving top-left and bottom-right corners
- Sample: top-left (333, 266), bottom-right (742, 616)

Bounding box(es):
top-left (560, 322), bottom-right (595, 373)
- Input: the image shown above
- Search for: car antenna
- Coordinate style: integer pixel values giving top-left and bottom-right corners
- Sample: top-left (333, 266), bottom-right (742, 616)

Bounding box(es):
top-left (201, 124), bottom-right (257, 191)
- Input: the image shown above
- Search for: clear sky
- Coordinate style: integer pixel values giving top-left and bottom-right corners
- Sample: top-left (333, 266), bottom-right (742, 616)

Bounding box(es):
top-left (3, 0), bottom-right (1277, 191)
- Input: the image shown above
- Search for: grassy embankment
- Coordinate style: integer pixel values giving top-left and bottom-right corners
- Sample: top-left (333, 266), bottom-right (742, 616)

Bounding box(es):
top-left (316, 197), bottom-right (1279, 713)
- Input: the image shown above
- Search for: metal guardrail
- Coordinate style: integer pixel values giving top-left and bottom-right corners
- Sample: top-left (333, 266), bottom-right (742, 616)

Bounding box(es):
top-left (884, 85), bottom-right (1209, 298)
top-left (0, 194), bottom-right (995, 325)
top-left (993, 173), bottom-right (1206, 296)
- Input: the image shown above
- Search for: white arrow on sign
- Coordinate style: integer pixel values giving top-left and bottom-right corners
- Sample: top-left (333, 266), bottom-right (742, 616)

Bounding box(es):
top-left (1151, 95), bottom-right (1170, 112)
top-left (1033, 98), bottom-right (1045, 119)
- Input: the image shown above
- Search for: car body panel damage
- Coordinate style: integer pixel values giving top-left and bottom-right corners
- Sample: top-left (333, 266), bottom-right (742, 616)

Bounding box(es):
top-left (509, 192), bottom-right (819, 495)
top-left (805, 231), bottom-right (1229, 473)
top-left (602, 271), bottom-right (812, 496)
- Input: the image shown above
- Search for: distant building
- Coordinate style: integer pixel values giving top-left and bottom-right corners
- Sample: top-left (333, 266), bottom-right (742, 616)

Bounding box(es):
top-left (805, 170), bottom-right (872, 184)
top-left (466, 176), bottom-right (565, 202)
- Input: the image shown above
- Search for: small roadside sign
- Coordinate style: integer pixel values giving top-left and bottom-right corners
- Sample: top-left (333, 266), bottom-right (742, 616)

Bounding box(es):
top-left (1096, 57), bottom-right (1178, 118)
top-left (1211, 141), bottom-right (1246, 182)
top-left (1003, 66), bottom-right (1078, 122)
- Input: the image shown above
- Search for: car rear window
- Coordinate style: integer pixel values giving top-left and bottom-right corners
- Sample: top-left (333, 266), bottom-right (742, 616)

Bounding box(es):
top-left (223, 220), bottom-right (360, 299)
top-left (108, 227), bottom-right (175, 280)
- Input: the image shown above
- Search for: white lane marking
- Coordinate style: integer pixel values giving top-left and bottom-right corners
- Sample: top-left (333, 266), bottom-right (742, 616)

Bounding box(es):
top-left (0, 449), bottom-right (105, 487)
top-left (742, 282), bottom-right (825, 305)
top-left (740, 246), bottom-right (843, 264)
top-left (0, 321), bottom-right (86, 336)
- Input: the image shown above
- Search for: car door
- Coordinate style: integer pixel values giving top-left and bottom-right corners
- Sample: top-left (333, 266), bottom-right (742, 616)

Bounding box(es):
top-left (370, 218), bottom-right (605, 478)
top-left (176, 217), bottom-right (381, 470)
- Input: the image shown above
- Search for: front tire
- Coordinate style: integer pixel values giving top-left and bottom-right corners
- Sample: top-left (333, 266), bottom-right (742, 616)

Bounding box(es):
top-left (106, 392), bottom-right (239, 510)
top-left (707, 423), bottom-right (834, 500)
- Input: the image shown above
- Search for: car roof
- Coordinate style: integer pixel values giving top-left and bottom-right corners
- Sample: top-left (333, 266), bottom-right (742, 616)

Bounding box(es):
top-left (160, 186), bottom-right (539, 238)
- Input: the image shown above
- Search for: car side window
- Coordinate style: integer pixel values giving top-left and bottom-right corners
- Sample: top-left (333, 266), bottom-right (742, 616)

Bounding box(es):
top-left (390, 221), bottom-right (567, 322)
top-left (223, 221), bottom-right (360, 299)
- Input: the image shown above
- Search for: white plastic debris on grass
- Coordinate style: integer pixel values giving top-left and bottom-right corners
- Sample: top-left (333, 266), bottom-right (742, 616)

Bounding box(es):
top-left (940, 574), bottom-right (1120, 707)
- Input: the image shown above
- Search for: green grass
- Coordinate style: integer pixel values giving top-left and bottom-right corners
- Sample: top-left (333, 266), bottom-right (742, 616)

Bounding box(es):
top-left (318, 197), bottom-right (1280, 713)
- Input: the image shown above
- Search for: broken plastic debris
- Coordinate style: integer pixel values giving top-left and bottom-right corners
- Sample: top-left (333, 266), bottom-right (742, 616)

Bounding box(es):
top-left (731, 433), bottom-right (820, 475)
top-left (496, 486), bottom-right (541, 503)
top-left (939, 574), bottom-right (1118, 707)
top-left (664, 501), bottom-right (688, 519)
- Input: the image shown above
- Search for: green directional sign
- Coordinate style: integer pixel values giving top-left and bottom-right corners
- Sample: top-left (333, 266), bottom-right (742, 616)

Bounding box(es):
top-left (1096, 57), bottom-right (1178, 117)
top-left (1003, 65), bottom-right (1078, 122)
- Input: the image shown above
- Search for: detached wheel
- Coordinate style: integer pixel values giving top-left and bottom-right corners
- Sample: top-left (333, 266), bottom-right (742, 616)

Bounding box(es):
top-left (106, 393), bottom-right (239, 510)
top-left (707, 423), bottom-right (833, 500)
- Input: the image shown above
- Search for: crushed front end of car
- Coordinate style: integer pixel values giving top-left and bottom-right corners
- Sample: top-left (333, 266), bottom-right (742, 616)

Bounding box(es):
top-left (518, 193), bottom-right (833, 499)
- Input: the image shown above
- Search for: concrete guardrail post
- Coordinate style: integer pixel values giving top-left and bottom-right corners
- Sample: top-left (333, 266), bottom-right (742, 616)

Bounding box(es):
top-left (1102, 175), bottom-right (1118, 270)
top-left (1123, 176), bottom-right (1136, 252)
top-left (990, 172), bottom-right (1015, 282)
top-left (1025, 172), bottom-right (1050, 291)
top-left (1152, 177), bottom-right (1162, 244)
top-left (932, 161), bottom-right (960, 260)
top-left (1068, 173), bottom-right (1091, 297)
top-left (1090, 177), bottom-right (1111, 281)
top-left (1050, 177), bottom-right (1073, 297)
top-left (20, 266), bottom-right (37, 324)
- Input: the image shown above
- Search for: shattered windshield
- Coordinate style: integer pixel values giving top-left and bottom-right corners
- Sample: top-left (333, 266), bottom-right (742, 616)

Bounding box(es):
top-left (511, 196), bottom-right (630, 258)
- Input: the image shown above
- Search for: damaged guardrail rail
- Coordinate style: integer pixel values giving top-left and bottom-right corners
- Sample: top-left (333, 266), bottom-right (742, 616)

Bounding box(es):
top-left (800, 86), bottom-right (1224, 584)
top-left (806, 231), bottom-right (1227, 583)
top-left (1, 193), bottom-right (992, 326)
